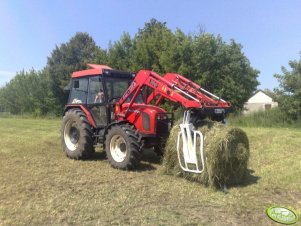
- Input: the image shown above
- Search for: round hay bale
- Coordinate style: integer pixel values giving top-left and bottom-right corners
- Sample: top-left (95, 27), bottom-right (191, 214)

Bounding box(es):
top-left (162, 119), bottom-right (250, 188)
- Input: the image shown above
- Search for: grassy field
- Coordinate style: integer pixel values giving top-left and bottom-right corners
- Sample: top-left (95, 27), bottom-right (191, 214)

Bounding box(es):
top-left (0, 117), bottom-right (300, 225)
top-left (228, 108), bottom-right (301, 128)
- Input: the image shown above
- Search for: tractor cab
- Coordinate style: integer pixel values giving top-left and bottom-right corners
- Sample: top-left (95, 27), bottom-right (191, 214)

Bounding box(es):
top-left (66, 64), bottom-right (136, 127)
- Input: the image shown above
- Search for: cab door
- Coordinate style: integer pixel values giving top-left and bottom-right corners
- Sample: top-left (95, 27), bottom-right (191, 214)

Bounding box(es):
top-left (87, 76), bottom-right (108, 127)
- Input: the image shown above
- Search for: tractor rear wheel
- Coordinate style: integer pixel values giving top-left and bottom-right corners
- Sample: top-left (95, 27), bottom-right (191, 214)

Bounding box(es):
top-left (61, 109), bottom-right (94, 159)
top-left (105, 124), bottom-right (141, 170)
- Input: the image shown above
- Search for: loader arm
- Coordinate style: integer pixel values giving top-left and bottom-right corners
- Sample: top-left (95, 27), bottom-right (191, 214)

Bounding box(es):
top-left (117, 70), bottom-right (231, 117)
top-left (118, 70), bottom-right (200, 113)
top-left (150, 73), bottom-right (231, 108)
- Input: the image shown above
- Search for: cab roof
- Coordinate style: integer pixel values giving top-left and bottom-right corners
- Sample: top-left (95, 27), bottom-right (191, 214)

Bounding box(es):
top-left (71, 64), bottom-right (112, 78)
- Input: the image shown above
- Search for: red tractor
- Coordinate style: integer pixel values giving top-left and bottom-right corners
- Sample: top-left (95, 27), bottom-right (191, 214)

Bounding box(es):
top-left (61, 64), bottom-right (231, 171)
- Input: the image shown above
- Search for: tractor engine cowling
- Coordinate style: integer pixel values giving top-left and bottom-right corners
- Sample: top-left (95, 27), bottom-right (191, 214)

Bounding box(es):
top-left (118, 103), bottom-right (173, 136)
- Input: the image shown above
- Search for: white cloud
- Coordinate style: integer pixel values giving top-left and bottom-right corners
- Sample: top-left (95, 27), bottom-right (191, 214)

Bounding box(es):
top-left (0, 70), bottom-right (16, 87)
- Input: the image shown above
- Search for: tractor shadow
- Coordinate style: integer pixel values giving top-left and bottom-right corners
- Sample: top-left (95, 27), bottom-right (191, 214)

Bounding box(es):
top-left (86, 148), bottom-right (159, 172)
top-left (216, 169), bottom-right (260, 192)
top-left (89, 151), bottom-right (107, 161)
top-left (236, 169), bottom-right (261, 187)
top-left (87, 147), bottom-right (161, 164)
top-left (134, 148), bottom-right (162, 172)
top-left (135, 162), bottom-right (157, 171)
top-left (141, 148), bottom-right (162, 164)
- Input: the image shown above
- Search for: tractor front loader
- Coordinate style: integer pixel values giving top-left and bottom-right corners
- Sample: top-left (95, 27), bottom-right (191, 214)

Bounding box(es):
top-left (61, 64), bottom-right (232, 171)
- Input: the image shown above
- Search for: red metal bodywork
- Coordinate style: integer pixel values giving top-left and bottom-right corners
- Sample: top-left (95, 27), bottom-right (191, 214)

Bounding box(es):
top-left (118, 70), bottom-right (230, 110)
top-left (72, 64), bottom-right (112, 78)
top-left (114, 69), bottom-right (231, 135)
top-left (162, 73), bottom-right (230, 108)
top-left (66, 64), bottom-right (232, 136)
top-left (117, 103), bottom-right (166, 135)
top-left (119, 70), bottom-right (200, 109)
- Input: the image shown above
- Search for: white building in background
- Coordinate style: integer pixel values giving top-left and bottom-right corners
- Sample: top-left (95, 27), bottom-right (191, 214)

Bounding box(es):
top-left (243, 90), bottom-right (278, 114)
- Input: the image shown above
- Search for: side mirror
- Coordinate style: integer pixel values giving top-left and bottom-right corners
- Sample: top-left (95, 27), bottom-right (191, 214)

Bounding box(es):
top-left (74, 80), bottom-right (79, 89)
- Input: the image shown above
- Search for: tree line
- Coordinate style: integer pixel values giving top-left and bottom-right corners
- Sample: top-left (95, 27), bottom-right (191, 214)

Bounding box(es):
top-left (1, 18), bottom-right (279, 117)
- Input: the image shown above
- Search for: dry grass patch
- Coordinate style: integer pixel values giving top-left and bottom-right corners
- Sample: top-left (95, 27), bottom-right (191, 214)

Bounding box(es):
top-left (0, 117), bottom-right (300, 225)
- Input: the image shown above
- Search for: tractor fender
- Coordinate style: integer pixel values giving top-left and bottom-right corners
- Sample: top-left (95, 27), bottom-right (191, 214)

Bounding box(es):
top-left (63, 105), bottom-right (97, 128)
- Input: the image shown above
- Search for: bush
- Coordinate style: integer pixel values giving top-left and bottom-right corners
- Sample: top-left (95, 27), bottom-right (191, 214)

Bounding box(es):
top-left (227, 108), bottom-right (296, 127)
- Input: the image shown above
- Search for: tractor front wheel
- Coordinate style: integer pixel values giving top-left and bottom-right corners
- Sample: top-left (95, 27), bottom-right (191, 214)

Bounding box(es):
top-left (105, 124), bottom-right (141, 170)
top-left (61, 109), bottom-right (94, 159)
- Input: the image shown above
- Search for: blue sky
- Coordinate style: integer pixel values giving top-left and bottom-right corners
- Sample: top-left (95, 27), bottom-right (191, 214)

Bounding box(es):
top-left (1, 0), bottom-right (301, 89)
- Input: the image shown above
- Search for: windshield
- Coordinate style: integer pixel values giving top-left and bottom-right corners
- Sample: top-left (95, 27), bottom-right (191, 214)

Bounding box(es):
top-left (104, 77), bottom-right (143, 103)
top-left (105, 77), bottom-right (133, 101)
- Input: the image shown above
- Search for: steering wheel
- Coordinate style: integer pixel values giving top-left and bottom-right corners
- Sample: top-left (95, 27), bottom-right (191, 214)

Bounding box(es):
top-left (108, 97), bottom-right (120, 103)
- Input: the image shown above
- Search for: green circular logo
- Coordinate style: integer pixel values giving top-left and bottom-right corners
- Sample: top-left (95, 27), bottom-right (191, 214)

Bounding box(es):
top-left (266, 206), bottom-right (299, 225)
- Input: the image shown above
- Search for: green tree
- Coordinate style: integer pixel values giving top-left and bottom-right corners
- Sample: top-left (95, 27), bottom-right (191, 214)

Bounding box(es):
top-left (107, 32), bottom-right (133, 71)
top-left (170, 29), bottom-right (194, 76)
top-left (0, 19), bottom-right (260, 115)
top-left (131, 19), bottom-right (175, 73)
top-left (46, 32), bottom-right (102, 114)
top-left (274, 54), bottom-right (301, 120)
top-left (189, 34), bottom-right (259, 110)
top-left (0, 69), bottom-right (54, 115)
top-left (105, 18), bottom-right (259, 111)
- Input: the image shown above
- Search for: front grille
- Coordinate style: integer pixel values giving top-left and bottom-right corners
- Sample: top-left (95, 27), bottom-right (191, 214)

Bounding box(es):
top-left (156, 113), bottom-right (174, 137)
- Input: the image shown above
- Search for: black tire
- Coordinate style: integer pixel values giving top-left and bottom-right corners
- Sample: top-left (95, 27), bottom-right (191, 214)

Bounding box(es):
top-left (61, 109), bottom-right (94, 159)
top-left (105, 123), bottom-right (142, 170)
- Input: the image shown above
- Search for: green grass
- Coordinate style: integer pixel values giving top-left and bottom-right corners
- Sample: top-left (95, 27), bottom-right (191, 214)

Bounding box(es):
top-left (0, 117), bottom-right (300, 225)
top-left (228, 108), bottom-right (299, 128)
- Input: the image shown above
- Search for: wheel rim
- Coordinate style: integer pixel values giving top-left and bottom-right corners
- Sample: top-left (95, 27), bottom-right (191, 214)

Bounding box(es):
top-left (64, 120), bottom-right (80, 151)
top-left (110, 135), bottom-right (127, 162)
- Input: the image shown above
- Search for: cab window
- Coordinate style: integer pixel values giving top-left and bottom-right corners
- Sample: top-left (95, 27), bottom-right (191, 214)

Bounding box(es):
top-left (88, 76), bottom-right (104, 104)
top-left (105, 77), bottom-right (131, 101)
top-left (68, 78), bottom-right (88, 104)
